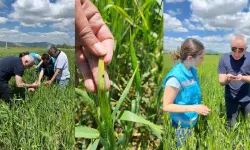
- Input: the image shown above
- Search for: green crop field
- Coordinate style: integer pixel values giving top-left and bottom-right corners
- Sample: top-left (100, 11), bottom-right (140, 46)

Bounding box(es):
top-left (163, 54), bottom-right (250, 149)
top-left (0, 47), bottom-right (75, 149)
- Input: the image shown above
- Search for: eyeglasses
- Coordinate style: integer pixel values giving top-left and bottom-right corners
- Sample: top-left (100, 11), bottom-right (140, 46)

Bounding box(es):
top-left (231, 47), bottom-right (244, 53)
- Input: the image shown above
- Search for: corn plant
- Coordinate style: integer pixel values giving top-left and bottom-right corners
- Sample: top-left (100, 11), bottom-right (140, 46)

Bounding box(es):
top-left (75, 0), bottom-right (163, 149)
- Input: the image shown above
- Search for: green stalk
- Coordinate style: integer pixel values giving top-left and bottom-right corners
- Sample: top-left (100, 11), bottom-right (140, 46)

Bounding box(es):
top-left (97, 58), bottom-right (116, 150)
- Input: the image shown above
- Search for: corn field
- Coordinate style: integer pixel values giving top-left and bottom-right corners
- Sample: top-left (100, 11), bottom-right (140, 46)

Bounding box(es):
top-left (75, 0), bottom-right (164, 149)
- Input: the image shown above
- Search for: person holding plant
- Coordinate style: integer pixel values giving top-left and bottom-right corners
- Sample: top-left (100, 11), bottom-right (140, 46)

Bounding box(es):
top-left (75, 0), bottom-right (114, 92)
top-left (218, 35), bottom-right (250, 127)
top-left (162, 38), bottom-right (211, 148)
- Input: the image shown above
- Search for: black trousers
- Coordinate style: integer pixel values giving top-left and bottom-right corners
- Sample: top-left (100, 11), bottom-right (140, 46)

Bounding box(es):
top-left (0, 81), bottom-right (13, 105)
top-left (226, 99), bottom-right (250, 127)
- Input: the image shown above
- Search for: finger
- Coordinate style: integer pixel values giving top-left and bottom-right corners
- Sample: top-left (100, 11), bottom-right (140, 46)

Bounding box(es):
top-left (75, 0), bottom-right (107, 56)
top-left (83, 0), bottom-right (114, 64)
top-left (82, 47), bottom-right (110, 91)
top-left (205, 107), bottom-right (211, 111)
top-left (204, 109), bottom-right (211, 114)
top-left (201, 112), bottom-right (207, 116)
top-left (75, 46), bottom-right (97, 92)
top-left (203, 110), bottom-right (209, 114)
top-left (101, 34), bottom-right (114, 64)
top-left (203, 111), bottom-right (209, 115)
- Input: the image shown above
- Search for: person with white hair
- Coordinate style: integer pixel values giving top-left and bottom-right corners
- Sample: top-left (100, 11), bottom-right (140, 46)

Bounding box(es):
top-left (45, 44), bottom-right (70, 87)
top-left (0, 55), bottom-right (39, 105)
top-left (218, 34), bottom-right (250, 127)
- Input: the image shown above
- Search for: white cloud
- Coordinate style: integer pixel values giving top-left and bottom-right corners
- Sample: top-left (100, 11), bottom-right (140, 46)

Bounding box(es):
top-left (164, 13), bottom-right (188, 32)
top-left (190, 14), bottom-right (202, 23)
top-left (189, 0), bottom-right (248, 19)
top-left (50, 18), bottom-right (74, 31)
top-left (184, 19), bottom-right (209, 31)
top-left (203, 42), bottom-right (230, 53)
top-left (203, 24), bottom-right (216, 31)
top-left (167, 9), bottom-right (181, 16)
top-left (203, 36), bottom-right (224, 42)
top-left (14, 26), bottom-right (19, 30)
top-left (164, 36), bottom-right (184, 51)
top-left (166, 0), bottom-right (185, 3)
top-left (164, 35), bottom-right (236, 53)
top-left (164, 0), bottom-right (250, 53)
top-left (187, 0), bottom-right (250, 31)
top-left (200, 12), bottom-right (250, 31)
top-left (174, 27), bottom-right (188, 32)
top-left (20, 22), bottom-right (46, 28)
top-left (8, 0), bottom-right (74, 29)
top-left (187, 35), bottom-right (200, 39)
top-left (0, 17), bottom-right (7, 23)
top-left (0, 28), bottom-right (74, 45)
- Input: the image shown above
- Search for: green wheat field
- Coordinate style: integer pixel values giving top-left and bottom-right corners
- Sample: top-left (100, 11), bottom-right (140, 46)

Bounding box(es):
top-left (0, 47), bottom-right (75, 149)
top-left (163, 54), bottom-right (250, 149)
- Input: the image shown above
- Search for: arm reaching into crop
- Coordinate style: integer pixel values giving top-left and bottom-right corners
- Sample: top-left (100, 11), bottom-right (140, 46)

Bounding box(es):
top-left (45, 69), bottom-right (60, 86)
top-left (15, 75), bottom-right (38, 88)
top-left (34, 54), bottom-right (43, 70)
top-left (37, 68), bottom-right (45, 85)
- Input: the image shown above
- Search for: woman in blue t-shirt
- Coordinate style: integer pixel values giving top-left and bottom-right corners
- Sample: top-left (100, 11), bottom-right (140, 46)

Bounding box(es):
top-left (162, 38), bottom-right (211, 148)
top-left (19, 51), bottom-right (43, 71)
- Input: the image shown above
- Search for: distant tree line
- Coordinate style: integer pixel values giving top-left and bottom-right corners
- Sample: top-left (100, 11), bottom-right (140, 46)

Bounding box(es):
top-left (56, 43), bottom-right (74, 49)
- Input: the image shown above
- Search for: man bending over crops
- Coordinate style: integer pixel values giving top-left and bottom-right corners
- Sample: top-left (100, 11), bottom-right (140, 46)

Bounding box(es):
top-left (45, 44), bottom-right (70, 87)
top-left (0, 55), bottom-right (39, 106)
top-left (218, 35), bottom-right (250, 127)
top-left (36, 54), bottom-right (55, 85)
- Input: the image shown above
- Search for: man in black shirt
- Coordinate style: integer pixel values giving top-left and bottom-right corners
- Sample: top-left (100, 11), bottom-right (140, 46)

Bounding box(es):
top-left (0, 55), bottom-right (39, 105)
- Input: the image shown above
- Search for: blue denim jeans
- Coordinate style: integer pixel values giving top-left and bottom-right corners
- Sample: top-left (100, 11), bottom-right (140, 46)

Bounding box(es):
top-left (175, 128), bottom-right (193, 148)
top-left (56, 78), bottom-right (70, 87)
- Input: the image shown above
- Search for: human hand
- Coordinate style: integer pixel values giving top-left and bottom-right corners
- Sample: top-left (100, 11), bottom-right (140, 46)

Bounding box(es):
top-left (226, 74), bottom-right (238, 81)
top-left (235, 74), bottom-right (245, 81)
top-left (28, 88), bottom-right (35, 92)
top-left (36, 81), bottom-right (41, 86)
top-left (45, 81), bottom-right (52, 86)
top-left (30, 82), bottom-right (39, 87)
top-left (75, 0), bottom-right (114, 92)
top-left (194, 104), bottom-right (211, 116)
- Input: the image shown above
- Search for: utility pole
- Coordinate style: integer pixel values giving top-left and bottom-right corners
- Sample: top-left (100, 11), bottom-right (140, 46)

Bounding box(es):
top-left (5, 32), bottom-right (7, 49)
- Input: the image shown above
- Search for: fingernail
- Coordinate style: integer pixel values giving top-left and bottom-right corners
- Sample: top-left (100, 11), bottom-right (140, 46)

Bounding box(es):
top-left (93, 42), bottom-right (107, 56)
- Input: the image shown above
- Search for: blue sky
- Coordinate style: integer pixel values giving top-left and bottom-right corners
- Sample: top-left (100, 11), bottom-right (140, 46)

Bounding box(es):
top-left (0, 0), bottom-right (74, 45)
top-left (164, 0), bottom-right (250, 53)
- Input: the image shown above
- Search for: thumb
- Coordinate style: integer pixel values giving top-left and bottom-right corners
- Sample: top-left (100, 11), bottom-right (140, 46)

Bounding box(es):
top-left (75, 0), bottom-right (107, 56)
